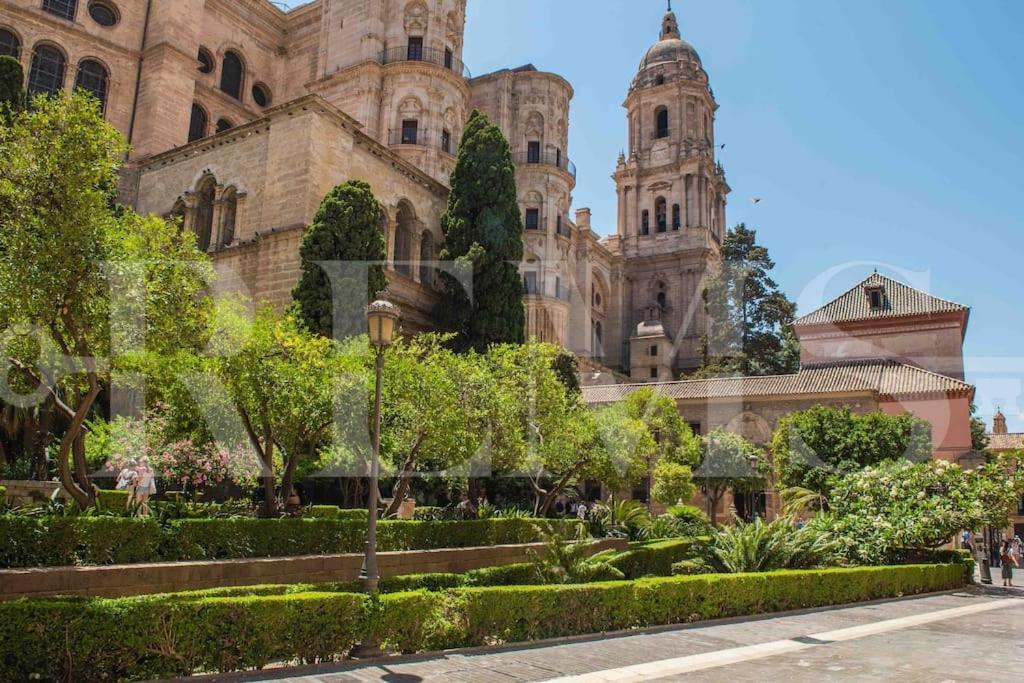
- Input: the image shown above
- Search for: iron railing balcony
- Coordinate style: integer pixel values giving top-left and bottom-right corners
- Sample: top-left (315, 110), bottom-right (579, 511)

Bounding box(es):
top-left (388, 128), bottom-right (431, 147)
top-left (513, 151), bottom-right (577, 179)
top-left (379, 45), bottom-right (472, 80)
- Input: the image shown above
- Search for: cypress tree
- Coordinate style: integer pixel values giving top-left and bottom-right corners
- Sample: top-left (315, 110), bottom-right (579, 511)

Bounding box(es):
top-left (292, 180), bottom-right (387, 339)
top-left (0, 56), bottom-right (24, 122)
top-left (437, 109), bottom-right (525, 351)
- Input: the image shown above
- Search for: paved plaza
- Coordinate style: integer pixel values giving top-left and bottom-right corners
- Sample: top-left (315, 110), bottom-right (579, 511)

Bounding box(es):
top-left (205, 586), bottom-right (1024, 683)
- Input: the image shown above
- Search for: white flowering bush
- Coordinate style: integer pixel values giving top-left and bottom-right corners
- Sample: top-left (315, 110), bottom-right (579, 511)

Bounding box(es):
top-left (812, 457), bottom-right (1023, 565)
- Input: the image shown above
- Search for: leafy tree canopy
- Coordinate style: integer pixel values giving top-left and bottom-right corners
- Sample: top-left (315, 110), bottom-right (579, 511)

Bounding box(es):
top-left (693, 429), bottom-right (766, 524)
top-left (699, 224), bottom-right (799, 377)
top-left (770, 405), bottom-right (933, 494)
top-left (292, 180), bottom-right (387, 339)
top-left (436, 109), bottom-right (525, 351)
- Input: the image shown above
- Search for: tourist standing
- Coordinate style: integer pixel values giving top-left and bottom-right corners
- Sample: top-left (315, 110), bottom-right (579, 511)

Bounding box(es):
top-left (999, 540), bottom-right (1018, 587)
top-left (134, 459), bottom-right (157, 516)
top-left (115, 460), bottom-right (138, 511)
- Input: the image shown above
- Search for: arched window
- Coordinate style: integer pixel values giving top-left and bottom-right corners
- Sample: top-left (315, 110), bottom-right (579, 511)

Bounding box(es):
top-left (220, 188), bottom-right (237, 247)
top-left (42, 0), bottom-right (77, 21)
top-left (0, 29), bottom-right (21, 59)
top-left (672, 204), bottom-right (681, 230)
top-left (28, 44), bottom-right (66, 98)
top-left (655, 197), bottom-right (668, 233)
top-left (655, 107), bottom-right (669, 139)
top-left (394, 203), bottom-right (414, 277)
top-left (188, 103), bottom-right (207, 142)
top-left (168, 199), bottom-right (186, 229)
top-left (193, 176), bottom-right (216, 252)
top-left (418, 231), bottom-right (433, 286)
top-left (220, 50), bottom-right (244, 100)
top-left (641, 210), bottom-right (650, 236)
top-left (74, 59), bottom-right (108, 112)
top-left (216, 118), bottom-right (233, 134)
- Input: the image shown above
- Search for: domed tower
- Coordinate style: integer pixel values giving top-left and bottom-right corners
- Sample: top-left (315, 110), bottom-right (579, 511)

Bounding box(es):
top-left (608, 2), bottom-right (731, 377)
top-left (315, 0), bottom-right (472, 184)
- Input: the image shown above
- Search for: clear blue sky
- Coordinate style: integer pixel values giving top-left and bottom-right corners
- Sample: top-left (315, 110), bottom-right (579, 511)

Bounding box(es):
top-left (286, 1), bottom-right (1024, 431)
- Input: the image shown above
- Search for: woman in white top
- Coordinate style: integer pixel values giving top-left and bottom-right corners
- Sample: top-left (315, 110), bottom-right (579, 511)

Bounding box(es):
top-left (115, 460), bottom-right (138, 511)
top-left (134, 459), bottom-right (157, 515)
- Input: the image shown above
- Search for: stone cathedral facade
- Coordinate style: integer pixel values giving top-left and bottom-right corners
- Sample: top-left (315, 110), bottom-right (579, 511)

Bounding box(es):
top-left (0, 0), bottom-right (730, 381)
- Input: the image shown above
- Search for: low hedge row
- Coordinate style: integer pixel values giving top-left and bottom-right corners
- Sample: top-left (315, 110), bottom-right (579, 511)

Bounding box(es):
top-left (610, 537), bottom-right (711, 579)
top-left (0, 515), bottom-right (579, 567)
top-left (0, 564), bottom-right (966, 681)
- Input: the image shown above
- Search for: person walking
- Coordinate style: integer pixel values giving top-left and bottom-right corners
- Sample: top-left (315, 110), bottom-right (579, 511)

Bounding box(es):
top-left (999, 540), bottom-right (1018, 588)
top-left (115, 460), bottom-right (138, 511)
top-left (134, 458), bottom-right (157, 516)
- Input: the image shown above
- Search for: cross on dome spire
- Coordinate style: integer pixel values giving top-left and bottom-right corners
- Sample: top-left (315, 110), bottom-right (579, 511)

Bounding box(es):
top-left (662, 2), bottom-right (681, 40)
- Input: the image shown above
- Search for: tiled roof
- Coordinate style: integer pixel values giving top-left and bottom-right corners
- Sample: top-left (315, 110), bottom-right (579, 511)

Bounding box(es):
top-left (794, 273), bottom-right (968, 327)
top-left (987, 433), bottom-right (1024, 452)
top-left (581, 360), bottom-right (974, 405)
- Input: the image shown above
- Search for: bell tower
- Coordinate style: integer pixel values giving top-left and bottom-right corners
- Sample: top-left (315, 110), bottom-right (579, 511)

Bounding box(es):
top-left (610, 3), bottom-right (731, 376)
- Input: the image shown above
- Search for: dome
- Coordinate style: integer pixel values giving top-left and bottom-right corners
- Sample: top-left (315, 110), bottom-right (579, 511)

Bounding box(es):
top-left (639, 37), bottom-right (702, 72)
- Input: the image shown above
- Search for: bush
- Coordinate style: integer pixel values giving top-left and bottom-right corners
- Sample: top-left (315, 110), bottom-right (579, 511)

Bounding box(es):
top-left (0, 515), bottom-right (576, 567)
top-left (0, 564), bottom-right (966, 680)
top-left (609, 538), bottom-right (712, 579)
top-left (96, 489), bottom-right (131, 513)
top-left (711, 517), bottom-right (839, 573)
top-left (0, 515), bottom-right (161, 567)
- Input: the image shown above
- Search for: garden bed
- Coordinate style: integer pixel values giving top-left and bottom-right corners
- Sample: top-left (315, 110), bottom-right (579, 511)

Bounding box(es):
top-left (0, 564), bottom-right (967, 681)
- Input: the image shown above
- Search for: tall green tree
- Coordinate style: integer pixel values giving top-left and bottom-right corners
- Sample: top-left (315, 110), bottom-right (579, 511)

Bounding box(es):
top-left (693, 430), bottom-right (766, 525)
top-left (0, 93), bottom-right (212, 507)
top-left (0, 56), bottom-right (23, 121)
top-left (769, 405), bottom-right (933, 494)
top-left (437, 109), bottom-right (525, 351)
top-left (699, 224), bottom-right (799, 377)
top-left (624, 388), bottom-right (701, 507)
top-left (292, 180), bottom-right (387, 339)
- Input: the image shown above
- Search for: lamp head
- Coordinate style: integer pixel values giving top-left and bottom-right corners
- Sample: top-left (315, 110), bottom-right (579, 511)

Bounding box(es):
top-left (366, 298), bottom-right (400, 348)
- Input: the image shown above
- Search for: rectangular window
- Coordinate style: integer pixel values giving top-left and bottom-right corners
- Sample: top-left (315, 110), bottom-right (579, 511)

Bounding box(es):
top-left (401, 119), bottom-right (419, 145)
top-left (444, 47), bottom-right (454, 70)
top-left (650, 345), bottom-right (658, 357)
top-left (42, 0), bottom-right (77, 21)
top-left (527, 141), bottom-right (541, 164)
top-left (442, 129), bottom-right (452, 154)
top-left (688, 421), bottom-right (703, 436)
top-left (641, 210), bottom-right (650, 236)
top-left (407, 37), bottom-right (424, 61)
top-left (525, 208), bottom-right (540, 230)
top-left (672, 204), bottom-right (681, 230)
top-left (556, 148), bottom-right (562, 168)
top-left (867, 287), bottom-right (884, 310)
top-left (523, 272), bottom-right (538, 295)
top-left (650, 367), bottom-right (659, 380)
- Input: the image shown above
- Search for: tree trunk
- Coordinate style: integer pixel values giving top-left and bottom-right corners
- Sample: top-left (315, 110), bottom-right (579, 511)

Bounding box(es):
top-left (55, 389), bottom-right (100, 509)
top-left (35, 409), bottom-right (51, 480)
top-left (71, 433), bottom-right (95, 504)
top-left (385, 452), bottom-right (418, 517)
top-left (279, 452), bottom-right (299, 508)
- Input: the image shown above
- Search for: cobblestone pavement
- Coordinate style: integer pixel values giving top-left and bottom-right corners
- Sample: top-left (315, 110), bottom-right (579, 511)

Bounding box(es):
top-left (221, 587), bottom-right (1024, 683)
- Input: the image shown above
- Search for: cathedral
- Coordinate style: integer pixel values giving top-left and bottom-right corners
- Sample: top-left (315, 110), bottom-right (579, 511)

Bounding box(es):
top-left (0, 0), bottom-right (729, 381)
top-left (1, 0), bottom-right (982, 501)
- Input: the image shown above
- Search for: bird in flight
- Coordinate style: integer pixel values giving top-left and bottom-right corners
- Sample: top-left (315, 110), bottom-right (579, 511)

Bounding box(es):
top-left (751, 197), bottom-right (762, 205)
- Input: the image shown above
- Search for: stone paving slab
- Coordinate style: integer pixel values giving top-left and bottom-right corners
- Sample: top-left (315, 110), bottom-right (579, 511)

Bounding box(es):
top-left (237, 588), bottom-right (1023, 683)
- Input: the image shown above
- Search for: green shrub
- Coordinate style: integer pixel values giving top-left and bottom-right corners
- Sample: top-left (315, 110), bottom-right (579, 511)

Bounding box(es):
top-left (610, 538), bottom-right (711, 579)
top-left (671, 558), bottom-right (716, 575)
top-left (462, 562), bottom-right (540, 587)
top-left (307, 505), bottom-right (341, 519)
top-left (0, 515), bottom-right (161, 567)
top-left (711, 517), bottom-right (839, 573)
top-left (378, 573), bottom-right (463, 593)
top-left (96, 489), bottom-right (131, 513)
top-left (0, 485), bottom-right (7, 508)
top-left (336, 508), bottom-right (369, 521)
top-left (0, 564), bottom-right (966, 681)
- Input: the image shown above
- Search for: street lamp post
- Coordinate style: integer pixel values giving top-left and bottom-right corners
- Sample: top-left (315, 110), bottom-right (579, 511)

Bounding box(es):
top-left (361, 298), bottom-right (400, 594)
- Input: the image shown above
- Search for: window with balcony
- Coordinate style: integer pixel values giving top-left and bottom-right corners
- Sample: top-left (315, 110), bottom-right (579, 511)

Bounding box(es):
top-left (525, 208), bottom-right (540, 230)
top-left (407, 37), bottom-right (424, 61)
top-left (444, 47), bottom-right (453, 69)
top-left (527, 140), bottom-right (541, 164)
top-left (655, 197), bottom-right (668, 233)
top-left (401, 119), bottom-right (419, 145)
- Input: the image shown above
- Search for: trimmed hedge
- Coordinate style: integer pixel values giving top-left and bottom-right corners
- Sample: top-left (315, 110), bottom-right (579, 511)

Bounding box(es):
top-left (0, 516), bottom-right (161, 567)
top-left (308, 506), bottom-right (369, 522)
top-left (0, 515), bottom-right (577, 567)
top-left (96, 489), bottom-right (131, 512)
top-left (0, 564), bottom-right (966, 681)
top-left (609, 537), bottom-right (711, 579)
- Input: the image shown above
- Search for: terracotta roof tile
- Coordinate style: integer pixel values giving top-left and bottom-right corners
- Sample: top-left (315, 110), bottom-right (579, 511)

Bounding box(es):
top-left (581, 360), bottom-right (974, 405)
top-left (794, 273), bottom-right (967, 327)
top-left (987, 433), bottom-right (1024, 452)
